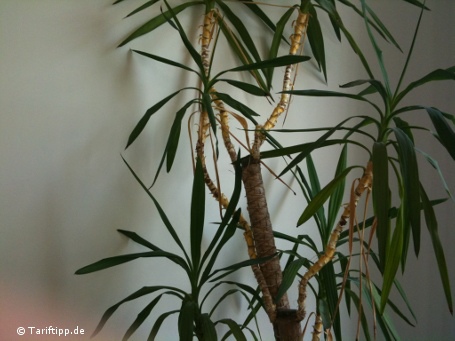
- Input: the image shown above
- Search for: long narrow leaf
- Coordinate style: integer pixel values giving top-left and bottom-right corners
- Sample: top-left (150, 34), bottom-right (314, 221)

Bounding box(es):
top-left (372, 142), bottom-right (390, 271)
top-left (118, 2), bottom-right (203, 46)
top-left (132, 49), bottom-right (199, 75)
top-left (266, 6), bottom-right (296, 87)
top-left (297, 166), bottom-right (360, 226)
top-left (75, 250), bottom-right (188, 274)
top-left (217, 319), bottom-right (247, 341)
top-left (393, 128), bottom-right (421, 256)
top-left (123, 295), bottom-right (162, 341)
top-left (178, 300), bottom-right (196, 341)
top-left (380, 206), bottom-right (404, 313)
top-left (420, 184), bottom-right (453, 313)
top-left (90, 286), bottom-right (184, 337)
top-left (121, 157), bottom-right (190, 262)
top-left (190, 157), bottom-right (205, 271)
top-left (126, 90), bottom-right (181, 149)
top-left (148, 310), bottom-right (179, 340)
top-left (425, 106), bottom-right (455, 160)
top-left (117, 229), bottom-right (161, 251)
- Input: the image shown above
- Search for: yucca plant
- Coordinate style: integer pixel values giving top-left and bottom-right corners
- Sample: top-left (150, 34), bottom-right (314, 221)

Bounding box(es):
top-left (77, 0), bottom-right (454, 340)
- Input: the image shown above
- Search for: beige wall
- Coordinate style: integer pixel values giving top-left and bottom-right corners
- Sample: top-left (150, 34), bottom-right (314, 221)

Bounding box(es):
top-left (1, 1), bottom-right (454, 340)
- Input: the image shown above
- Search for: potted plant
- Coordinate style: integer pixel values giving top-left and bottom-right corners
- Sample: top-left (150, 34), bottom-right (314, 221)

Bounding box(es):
top-left (77, 0), bottom-right (454, 339)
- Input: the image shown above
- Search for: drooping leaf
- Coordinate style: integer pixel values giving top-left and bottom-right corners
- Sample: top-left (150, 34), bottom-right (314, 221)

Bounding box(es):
top-left (118, 1), bottom-right (203, 46)
top-left (420, 184), bottom-right (453, 313)
top-left (148, 310), bottom-right (179, 340)
top-left (218, 79), bottom-right (269, 97)
top-left (125, 90), bottom-right (182, 149)
top-left (132, 49), bottom-right (199, 75)
top-left (425, 106), bottom-right (455, 160)
top-left (151, 99), bottom-right (195, 186)
top-left (121, 157), bottom-right (190, 262)
top-left (75, 250), bottom-right (188, 274)
top-left (217, 319), bottom-right (247, 341)
top-left (213, 92), bottom-right (260, 122)
top-left (122, 295), bottom-right (162, 341)
top-left (124, 0), bottom-right (160, 18)
top-left (222, 55), bottom-right (311, 75)
top-left (395, 67), bottom-right (455, 104)
top-left (162, 0), bottom-right (205, 75)
top-left (89, 286), bottom-right (184, 338)
top-left (117, 229), bottom-right (161, 251)
top-left (216, 0), bottom-right (262, 64)
top-left (416, 148), bottom-right (454, 202)
top-left (307, 4), bottom-right (327, 80)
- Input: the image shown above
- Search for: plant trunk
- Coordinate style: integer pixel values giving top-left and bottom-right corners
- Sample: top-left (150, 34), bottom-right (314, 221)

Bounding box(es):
top-left (242, 156), bottom-right (302, 340)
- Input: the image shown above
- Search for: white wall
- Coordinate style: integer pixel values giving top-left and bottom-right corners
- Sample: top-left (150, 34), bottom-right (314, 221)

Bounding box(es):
top-left (1, 1), bottom-right (454, 340)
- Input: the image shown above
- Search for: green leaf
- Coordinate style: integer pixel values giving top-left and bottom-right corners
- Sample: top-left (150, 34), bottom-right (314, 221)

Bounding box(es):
top-left (125, 90), bottom-right (181, 149)
top-left (117, 229), bottom-right (161, 251)
top-left (327, 145), bottom-right (348, 234)
top-left (425, 106), bottom-right (455, 160)
top-left (380, 205), bottom-right (404, 313)
top-left (222, 55), bottom-right (311, 74)
top-left (217, 319), bottom-right (247, 341)
top-left (90, 286), bottom-right (184, 338)
top-left (132, 49), bottom-right (199, 75)
top-left (416, 148), bottom-right (454, 202)
top-left (190, 157), bottom-right (205, 271)
top-left (216, 18), bottom-right (268, 93)
top-left (123, 295), bottom-right (162, 341)
top-left (266, 6), bottom-right (296, 87)
top-left (162, 0), bottom-right (205, 75)
top-left (393, 128), bottom-right (421, 256)
top-left (178, 300), bottom-right (196, 341)
top-left (396, 67), bottom-right (455, 104)
top-left (121, 157), bottom-right (190, 262)
top-left (213, 92), bottom-right (260, 122)
top-left (360, 0), bottom-right (392, 97)
top-left (307, 4), bottom-right (327, 80)
top-left (201, 210), bottom-right (241, 284)
top-left (217, 79), bottom-right (269, 97)
top-left (343, 288), bottom-right (371, 341)
top-left (148, 310), bottom-right (179, 340)
top-left (297, 166), bottom-right (360, 226)
top-left (209, 253), bottom-right (278, 282)
top-left (124, 0), bottom-right (160, 18)
top-left (420, 184), bottom-right (453, 313)
top-left (200, 314), bottom-right (218, 341)
top-left (306, 154), bottom-right (326, 238)
top-left (118, 2), bottom-right (203, 46)
top-left (372, 142), bottom-right (390, 271)
top-left (340, 79), bottom-right (388, 107)
top-left (215, 0), bottom-right (262, 64)
top-left (75, 250), bottom-right (188, 274)
top-left (278, 117), bottom-right (358, 177)
top-left (202, 92), bottom-right (217, 137)
top-left (150, 100), bottom-right (195, 186)
top-left (275, 258), bottom-right (307, 304)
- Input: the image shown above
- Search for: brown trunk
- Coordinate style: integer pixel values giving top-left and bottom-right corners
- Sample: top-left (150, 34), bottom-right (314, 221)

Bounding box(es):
top-left (242, 156), bottom-right (302, 340)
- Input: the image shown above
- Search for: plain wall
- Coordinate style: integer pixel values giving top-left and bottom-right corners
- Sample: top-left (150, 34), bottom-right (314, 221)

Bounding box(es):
top-left (1, 1), bottom-right (454, 340)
